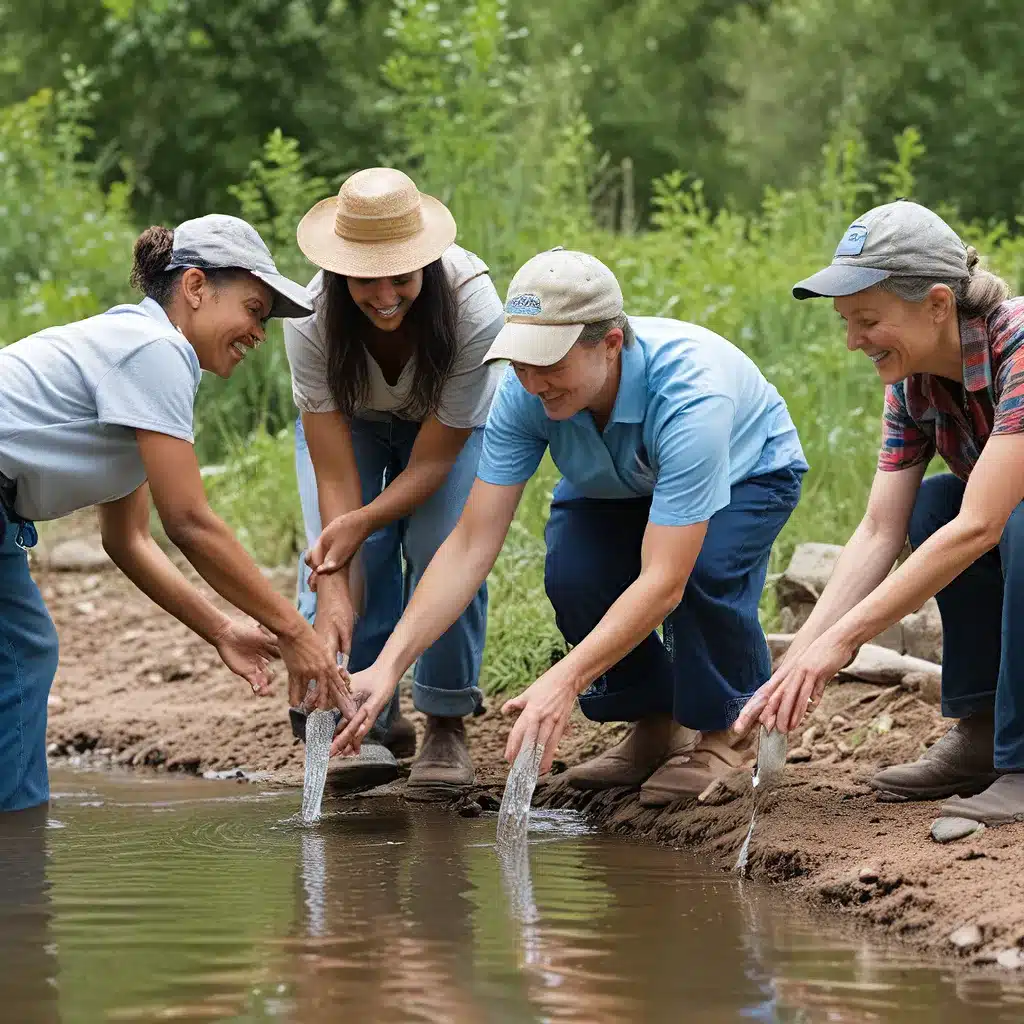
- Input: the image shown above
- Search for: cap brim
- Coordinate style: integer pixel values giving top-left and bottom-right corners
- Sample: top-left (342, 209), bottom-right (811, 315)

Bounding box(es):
top-left (792, 265), bottom-right (892, 300)
top-left (483, 322), bottom-right (585, 366)
top-left (251, 270), bottom-right (315, 319)
top-left (296, 194), bottom-right (457, 278)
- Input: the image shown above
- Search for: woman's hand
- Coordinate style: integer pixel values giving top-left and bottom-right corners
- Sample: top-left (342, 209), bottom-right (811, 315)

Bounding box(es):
top-left (307, 511), bottom-right (370, 589)
top-left (733, 629), bottom-right (857, 737)
top-left (212, 619), bottom-right (280, 695)
top-left (501, 669), bottom-right (579, 775)
top-left (279, 621), bottom-right (357, 719)
top-left (330, 664), bottom-right (399, 757)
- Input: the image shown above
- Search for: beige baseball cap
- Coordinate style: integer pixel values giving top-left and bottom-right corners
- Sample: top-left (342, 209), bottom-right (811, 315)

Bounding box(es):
top-left (483, 248), bottom-right (623, 365)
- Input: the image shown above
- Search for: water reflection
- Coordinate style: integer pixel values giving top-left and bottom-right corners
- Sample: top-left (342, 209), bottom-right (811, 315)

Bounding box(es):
top-left (0, 805), bottom-right (59, 1024)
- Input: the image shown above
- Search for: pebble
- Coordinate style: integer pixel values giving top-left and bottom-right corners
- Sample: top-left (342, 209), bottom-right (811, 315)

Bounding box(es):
top-left (46, 538), bottom-right (111, 572)
top-left (457, 799), bottom-right (482, 818)
top-left (47, 694), bottom-right (64, 710)
top-left (801, 725), bottom-right (821, 747)
top-left (931, 817), bottom-right (986, 843)
top-left (858, 866), bottom-right (879, 884)
top-left (74, 601), bottom-right (97, 616)
top-left (949, 924), bottom-right (983, 951)
top-left (996, 949), bottom-right (1024, 970)
top-left (830, 715), bottom-right (847, 728)
top-left (872, 713), bottom-right (894, 734)
top-left (786, 747), bottom-right (812, 763)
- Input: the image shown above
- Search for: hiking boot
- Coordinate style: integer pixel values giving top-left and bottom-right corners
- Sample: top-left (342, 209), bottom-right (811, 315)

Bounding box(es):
top-left (563, 714), bottom-right (678, 791)
top-left (325, 741), bottom-right (400, 796)
top-left (940, 773), bottom-right (1024, 825)
top-left (640, 727), bottom-right (754, 807)
top-left (405, 715), bottom-right (475, 802)
top-left (868, 711), bottom-right (999, 802)
top-left (382, 714), bottom-right (417, 760)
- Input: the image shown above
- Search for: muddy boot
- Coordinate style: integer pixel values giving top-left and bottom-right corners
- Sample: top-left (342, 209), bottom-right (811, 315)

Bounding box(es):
top-left (868, 711), bottom-right (999, 802)
top-left (405, 715), bottom-right (475, 802)
top-left (563, 714), bottom-right (679, 791)
top-left (940, 773), bottom-right (1024, 824)
top-left (640, 727), bottom-right (754, 807)
top-left (325, 741), bottom-right (400, 796)
top-left (382, 714), bottom-right (417, 760)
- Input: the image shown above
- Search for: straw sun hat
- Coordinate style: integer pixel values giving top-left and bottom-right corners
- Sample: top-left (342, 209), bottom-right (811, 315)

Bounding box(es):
top-left (296, 167), bottom-right (457, 279)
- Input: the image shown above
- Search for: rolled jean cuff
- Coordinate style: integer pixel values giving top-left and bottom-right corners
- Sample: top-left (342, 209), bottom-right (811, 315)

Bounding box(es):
top-left (413, 681), bottom-right (482, 718)
top-left (577, 682), bottom-right (670, 725)
top-left (941, 689), bottom-right (997, 720)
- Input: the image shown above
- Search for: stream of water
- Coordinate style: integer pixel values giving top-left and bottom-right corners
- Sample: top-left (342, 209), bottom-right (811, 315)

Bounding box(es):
top-left (2, 768), bottom-right (1022, 1023)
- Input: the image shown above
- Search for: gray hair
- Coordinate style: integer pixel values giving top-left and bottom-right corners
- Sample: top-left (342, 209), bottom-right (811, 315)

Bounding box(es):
top-left (577, 312), bottom-right (635, 348)
top-left (877, 247), bottom-right (1010, 319)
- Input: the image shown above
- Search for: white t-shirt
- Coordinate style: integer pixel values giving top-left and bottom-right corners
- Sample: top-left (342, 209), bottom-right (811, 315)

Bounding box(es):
top-left (0, 298), bottom-right (201, 521)
top-left (283, 244), bottom-right (505, 429)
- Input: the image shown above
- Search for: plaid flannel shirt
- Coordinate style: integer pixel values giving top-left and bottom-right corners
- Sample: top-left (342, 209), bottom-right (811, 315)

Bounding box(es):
top-left (879, 298), bottom-right (1024, 480)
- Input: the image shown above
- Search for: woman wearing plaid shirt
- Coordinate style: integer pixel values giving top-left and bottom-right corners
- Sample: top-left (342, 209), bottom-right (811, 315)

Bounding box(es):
top-left (735, 199), bottom-right (1024, 826)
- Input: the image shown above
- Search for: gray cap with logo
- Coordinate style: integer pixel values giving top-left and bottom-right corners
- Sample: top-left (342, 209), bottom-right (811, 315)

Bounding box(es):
top-left (166, 214), bottom-right (313, 319)
top-left (792, 200), bottom-right (970, 301)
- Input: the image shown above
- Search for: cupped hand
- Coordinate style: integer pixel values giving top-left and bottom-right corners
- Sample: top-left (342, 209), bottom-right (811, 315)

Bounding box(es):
top-left (329, 663), bottom-right (399, 757)
top-left (500, 670), bottom-right (578, 775)
top-left (280, 620), bottom-right (358, 720)
top-left (732, 630), bottom-right (856, 737)
top-left (213, 619), bottom-right (279, 696)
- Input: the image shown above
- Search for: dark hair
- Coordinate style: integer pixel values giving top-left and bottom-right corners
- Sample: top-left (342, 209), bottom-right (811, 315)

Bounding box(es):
top-left (129, 225), bottom-right (251, 308)
top-left (322, 259), bottom-right (459, 419)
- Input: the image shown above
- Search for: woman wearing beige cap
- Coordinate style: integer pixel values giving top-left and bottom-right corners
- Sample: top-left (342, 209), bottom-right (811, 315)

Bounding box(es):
top-left (735, 199), bottom-right (1024, 828)
top-left (285, 167), bottom-right (504, 800)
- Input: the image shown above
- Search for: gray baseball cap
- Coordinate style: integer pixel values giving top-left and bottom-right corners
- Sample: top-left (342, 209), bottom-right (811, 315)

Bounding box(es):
top-left (166, 214), bottom-right (313, 319)
top-left (793, 200), bottom-right (970, 300)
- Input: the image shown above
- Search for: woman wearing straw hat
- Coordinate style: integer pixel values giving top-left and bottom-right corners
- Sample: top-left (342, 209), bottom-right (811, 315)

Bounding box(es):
top-left (0, 214), bottom-right (354, 813)
top-left (286, 167), bottom-right (504, 800)
top-left (735, 199), bottom-right (1024, 827)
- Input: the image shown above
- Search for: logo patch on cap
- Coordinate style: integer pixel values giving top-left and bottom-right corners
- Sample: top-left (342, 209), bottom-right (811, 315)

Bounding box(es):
top-left (835, 224), bottom-right (868, 258)
top-left (505, 292), bottom-right (542, 317)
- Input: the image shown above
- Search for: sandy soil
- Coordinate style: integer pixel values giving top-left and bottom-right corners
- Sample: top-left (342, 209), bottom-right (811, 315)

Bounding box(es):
top-left (36, 529), bottom-right (1024, 971)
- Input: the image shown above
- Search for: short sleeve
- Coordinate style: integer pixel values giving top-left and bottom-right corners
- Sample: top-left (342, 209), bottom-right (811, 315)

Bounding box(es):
top-left (476, 366), bottom-right (548, 486)
top-left (649, 394), bottom-right (734, 526)
top-left (435, 269), bottom-right (505, 429)
top-left (284, 314), bottom-right (337, 414)
top-left (877, 382), bottom-right (935, 472)
top-left (94, 337), bottom-right (199, 442)
top-left (991, 326), bottom-right (1024, 436)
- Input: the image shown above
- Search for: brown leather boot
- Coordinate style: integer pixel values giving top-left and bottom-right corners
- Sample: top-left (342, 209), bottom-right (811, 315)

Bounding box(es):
top-left (868, 711), bottom-right (998, 801)
top-left (640, 727), bottom-right (754, 807)
top-left (563, 715), bottom-right (688, 791)
top-left (405, 715), bottom-right (475, 802)
top-left (382, 714), bottom-right (417, 760)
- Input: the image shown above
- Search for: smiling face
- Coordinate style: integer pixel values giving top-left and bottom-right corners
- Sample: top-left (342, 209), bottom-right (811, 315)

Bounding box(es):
top-left (177, 269), bottom-right (273, 379)
top-left (512, 329), bottom-right (624, 422)
top-left (834, 284), bottom-right (958, 385)
top-left (347, 271), bottom-right (424, 332)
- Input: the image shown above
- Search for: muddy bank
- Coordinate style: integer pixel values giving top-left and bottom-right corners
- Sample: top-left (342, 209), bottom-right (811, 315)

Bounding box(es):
top-left (36, 529), bottom-right (1024, 971)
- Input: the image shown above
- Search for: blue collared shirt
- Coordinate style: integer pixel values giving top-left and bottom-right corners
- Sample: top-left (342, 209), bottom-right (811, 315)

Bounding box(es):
top-left (476, 316), bottom-right (807, 526)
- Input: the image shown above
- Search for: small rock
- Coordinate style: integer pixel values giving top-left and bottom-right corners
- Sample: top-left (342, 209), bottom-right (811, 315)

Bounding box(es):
top-left (949, 924), bottom-right (983, 951)
top-left (830, 715), bottom-right (847, 728)
top-left (931, 817), bottom-right (986, 843)
top-left (74, 600), bottom-right (97, 616)
top-left (872, 713), bottom-right (894, 734)
top-left (786, 747), bottom-right (812, 763)
top-left (47, 742), bottom-right (60, 756)
top-left (46, 538), bottom-right (112, 572)
top-left (801, 725), bottom-right (821, 747)
top-left (996, 949), bottom-right (1024, 970)
top-left (775, 543), bottom-right (844, 605)
top-left (47, 694), bottom-right (64, 710)
top-left (145, 672), bottom-right (163, 685)
top-left (904, 670), bottom-right (941, 705)
top-left (858, 866), bottom-right (879, 884)
top-left (836, 740), bottom-right (853, 756)
top-left (457, 798), bottom-right (482, 818)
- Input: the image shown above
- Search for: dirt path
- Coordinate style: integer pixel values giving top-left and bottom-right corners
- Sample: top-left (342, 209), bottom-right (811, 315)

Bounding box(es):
top-left (36, 529), bottom-right (1024, 971)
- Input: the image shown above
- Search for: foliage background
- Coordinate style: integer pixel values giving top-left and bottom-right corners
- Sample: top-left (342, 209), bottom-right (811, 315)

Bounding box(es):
top-left (2, 0), bottom-right (1023, 694)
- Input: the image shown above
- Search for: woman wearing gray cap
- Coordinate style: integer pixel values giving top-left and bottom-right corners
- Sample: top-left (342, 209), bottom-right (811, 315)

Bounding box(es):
top-left (284, 168), bottom-right (504, 800)
top-left (0, 214), bottom-right (354, 813)
top-left (735, 199), bottom-right (1024, 826)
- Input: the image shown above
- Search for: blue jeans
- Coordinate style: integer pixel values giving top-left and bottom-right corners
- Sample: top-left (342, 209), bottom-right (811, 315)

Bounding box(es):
top-left (909, 473), bottom-right (1024, 771)
top-left (294, 415), bottom-right (486, 721)
top-left (0, 509), bottom-right (59, 811)
top-left (544, 468), bottom-right (804, 731)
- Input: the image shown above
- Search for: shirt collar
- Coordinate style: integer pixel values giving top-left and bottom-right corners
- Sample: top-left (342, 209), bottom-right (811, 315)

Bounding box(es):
top-left (960, 311), bottom-right (993, 394)
top-left (607, 340), bottom-right (648, 425)
top-left (139, 296), bottom-right (177, 333)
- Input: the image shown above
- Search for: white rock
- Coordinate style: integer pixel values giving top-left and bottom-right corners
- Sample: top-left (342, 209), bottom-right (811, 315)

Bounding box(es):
top-left (47, 694), bottom-right (64, 710)
top-left (46, 538), bottom-right (112, 572)
top-left (996, 949), bottom-right (1024, 970)
top-left (931, 817), bottom-right (985, 843)
top-left (775, 543), bottom-right (844, 605)
top-left (949, 925), bottom-right (983, 951)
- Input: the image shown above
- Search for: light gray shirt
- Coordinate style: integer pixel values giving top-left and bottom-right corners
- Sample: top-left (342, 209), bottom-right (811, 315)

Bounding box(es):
top-left (0, 297), bottom-right (201, 521)
top-left (284, 244), bottom-right (504, 428)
